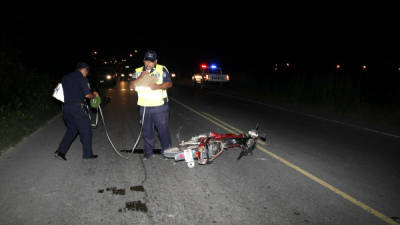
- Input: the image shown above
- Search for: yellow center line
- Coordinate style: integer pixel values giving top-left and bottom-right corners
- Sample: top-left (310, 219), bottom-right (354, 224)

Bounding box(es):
top-left (171, 98), bottom-right (237, 133)
top-left (170, 97), bottom-right (399, 225)
top-left (202, 111), bottom-right (266, 146)
top-left (202, 112), bottom-right (242, 134)
top-left (256, 145), bottom-right (398, 225)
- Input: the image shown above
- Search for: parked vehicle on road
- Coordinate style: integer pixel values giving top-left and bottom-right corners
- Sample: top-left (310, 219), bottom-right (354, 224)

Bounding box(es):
top-left (192, 64), bottom-right (230, 88)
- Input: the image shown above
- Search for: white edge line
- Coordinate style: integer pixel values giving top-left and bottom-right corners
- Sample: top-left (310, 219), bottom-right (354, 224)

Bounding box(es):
top-left (210, 91), bottom-right (400, 139)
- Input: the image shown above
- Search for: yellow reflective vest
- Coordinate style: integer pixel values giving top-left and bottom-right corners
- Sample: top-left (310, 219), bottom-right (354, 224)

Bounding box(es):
top-left (134, 64), bottom-right (169, 107)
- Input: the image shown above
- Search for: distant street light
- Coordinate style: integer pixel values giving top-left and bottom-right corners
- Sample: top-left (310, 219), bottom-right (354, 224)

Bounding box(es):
top-left (273, 64), bottom-right (278, 72)
top-left (362, 64), bottom-right (367, 71)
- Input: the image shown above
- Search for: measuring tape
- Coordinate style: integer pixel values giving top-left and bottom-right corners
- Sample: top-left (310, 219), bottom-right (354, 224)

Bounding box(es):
top-left (89, 104), bottom-right (145, 159)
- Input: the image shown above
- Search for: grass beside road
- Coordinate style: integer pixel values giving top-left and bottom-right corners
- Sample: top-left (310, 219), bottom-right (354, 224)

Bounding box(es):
top-left (0, 103), bottom-right (60, 156)
top-left (0, 49), bottom-right (62, 156)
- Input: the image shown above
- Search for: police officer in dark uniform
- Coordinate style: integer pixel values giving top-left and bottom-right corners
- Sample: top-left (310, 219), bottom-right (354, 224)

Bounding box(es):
top-left (55, 62), bottom-right (99, 160)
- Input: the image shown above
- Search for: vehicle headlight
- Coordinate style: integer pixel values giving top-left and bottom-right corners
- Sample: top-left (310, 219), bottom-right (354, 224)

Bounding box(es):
top-left (193, 75), bottom-right (202, 80)
top-left (171, 73), bottom-right (176, 78)
top-left (106, 75), bottom-right (112, 80)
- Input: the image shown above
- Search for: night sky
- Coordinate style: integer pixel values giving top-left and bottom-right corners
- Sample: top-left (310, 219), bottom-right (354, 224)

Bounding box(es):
top-left (2, 4), bottom-right (399, 75)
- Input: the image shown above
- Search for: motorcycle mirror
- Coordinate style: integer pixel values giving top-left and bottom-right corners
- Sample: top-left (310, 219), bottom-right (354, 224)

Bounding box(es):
top-left (259, 133), bottom-right (267, 141)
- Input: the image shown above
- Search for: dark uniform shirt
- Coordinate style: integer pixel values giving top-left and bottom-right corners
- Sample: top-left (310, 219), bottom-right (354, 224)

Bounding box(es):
top-left (57, 70), bottom-right (94, 158)
top-left (62, 70), bottom-right (91, 103)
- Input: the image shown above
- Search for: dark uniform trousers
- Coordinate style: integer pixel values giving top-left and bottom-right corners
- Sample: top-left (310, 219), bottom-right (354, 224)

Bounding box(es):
top-left (56, 103), bottom-right (93, 158)
top-left (139, 103), bottom-right (171, 155)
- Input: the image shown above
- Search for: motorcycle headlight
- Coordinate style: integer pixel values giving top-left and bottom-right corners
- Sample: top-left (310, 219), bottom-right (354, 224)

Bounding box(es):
top-left (248, 130), bottom-right (258, 138)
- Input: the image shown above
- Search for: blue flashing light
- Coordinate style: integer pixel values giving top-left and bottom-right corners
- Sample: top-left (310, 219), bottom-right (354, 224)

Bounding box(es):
top-left (210, 64), bottom-right (217, 69)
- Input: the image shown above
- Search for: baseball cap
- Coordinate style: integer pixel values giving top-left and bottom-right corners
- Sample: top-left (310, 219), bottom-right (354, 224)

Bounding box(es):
top-left (76, 62), bottom-right (90, 70)
top-left (144, 50), bottom-right (157, 62)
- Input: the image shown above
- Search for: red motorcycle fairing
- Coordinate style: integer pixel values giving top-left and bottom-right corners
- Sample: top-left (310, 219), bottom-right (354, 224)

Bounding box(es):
top-left (209, 132), bottom-right (244, 139)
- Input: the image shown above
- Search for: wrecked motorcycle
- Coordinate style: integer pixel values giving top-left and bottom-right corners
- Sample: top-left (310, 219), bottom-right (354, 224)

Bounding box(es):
top-left (163, 124), bottom-right (267, 168)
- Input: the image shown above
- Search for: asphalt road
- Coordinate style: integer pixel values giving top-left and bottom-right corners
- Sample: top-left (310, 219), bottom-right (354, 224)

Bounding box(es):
top-left (0, 81), bottom-right (399, 225)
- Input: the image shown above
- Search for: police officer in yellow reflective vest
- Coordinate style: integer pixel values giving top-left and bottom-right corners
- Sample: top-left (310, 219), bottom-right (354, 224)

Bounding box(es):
top-left (129, 50), bottom-right (172, 159)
